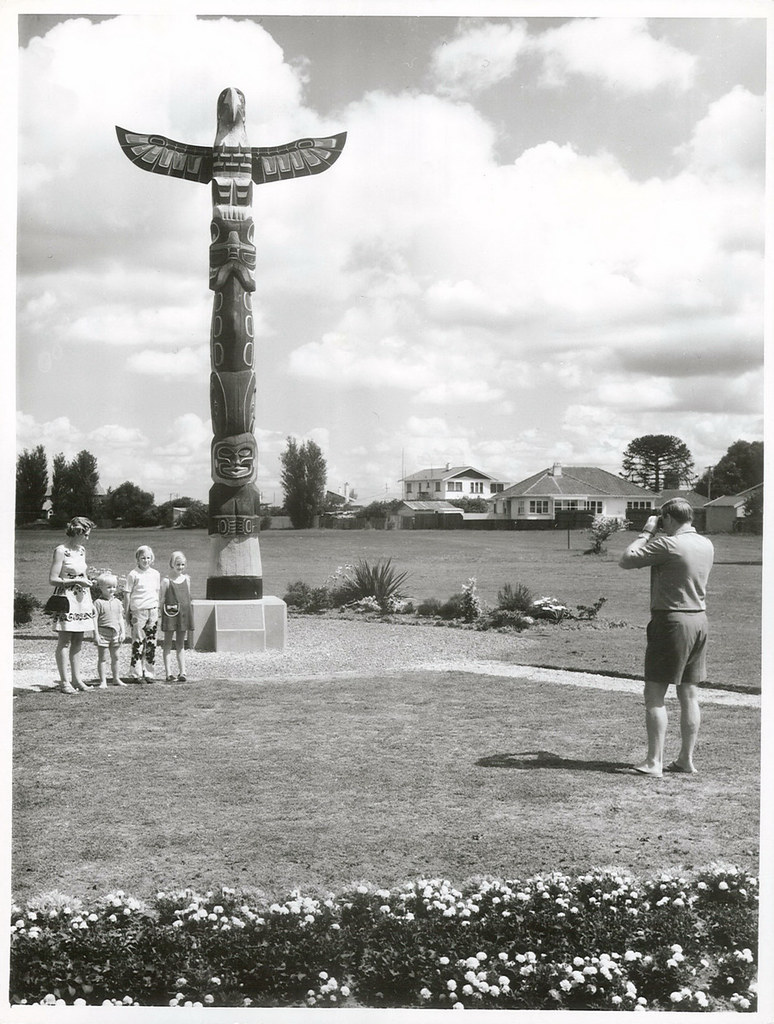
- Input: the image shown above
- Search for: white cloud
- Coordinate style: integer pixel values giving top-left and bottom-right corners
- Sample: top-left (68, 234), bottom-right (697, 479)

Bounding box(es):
top-left (678, 86), bottom-right (765, 182)
top-left (127, 346), bottom-right (209, 378)
top-left (534, 18), bottom-right (696, 93)
top-left (14, 16), bottom-right (764, 507)
top-left (429, 20), bottom-right (530, 99)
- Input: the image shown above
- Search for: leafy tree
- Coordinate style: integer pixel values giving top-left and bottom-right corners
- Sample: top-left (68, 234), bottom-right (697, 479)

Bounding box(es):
top-left (356, 499), bottom-right (403, 520)
top-left (448, 497), bottom-right (488, 513)
top-left (15, 445), bottom-right (48, 523)
top-left (49, 449), bottom-right (101, 524)
top-left (178, 500), bottom-right (208, 528)
top-left (280, 437), bottom-right (327, 529)
top-left (157, 496), bottom-right (195, 527)
top-left (621, 435), bottom-right (694, 493)
top-left (102, 481), bottom-right (157, 527)
top-left (743, 487), bottom-right (763, 534)
top-left (695, 440), bottom-right (763, 498)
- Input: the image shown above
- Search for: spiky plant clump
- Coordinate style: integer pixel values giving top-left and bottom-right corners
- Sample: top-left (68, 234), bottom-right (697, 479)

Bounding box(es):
top-left (336, 558), bottom-right (410, 612)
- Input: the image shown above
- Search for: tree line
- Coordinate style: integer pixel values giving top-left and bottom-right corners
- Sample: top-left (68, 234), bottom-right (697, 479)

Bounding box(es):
top-left (16, 435), bottom-right (762, 530)
top-left (15, 437), bottom-right (330, 530)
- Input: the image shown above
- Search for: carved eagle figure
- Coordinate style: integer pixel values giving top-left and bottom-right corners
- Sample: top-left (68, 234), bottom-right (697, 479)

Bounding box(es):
top-left (115, 87), bottom-right (346, 185)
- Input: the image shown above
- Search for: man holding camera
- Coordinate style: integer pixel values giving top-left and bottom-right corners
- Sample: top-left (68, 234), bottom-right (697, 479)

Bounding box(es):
top-left (619, 497), bottom-right (714, 777)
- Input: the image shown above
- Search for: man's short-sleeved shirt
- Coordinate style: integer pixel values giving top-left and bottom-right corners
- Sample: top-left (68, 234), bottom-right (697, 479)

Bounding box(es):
top-left (619, 527), bottom-right (714, 611)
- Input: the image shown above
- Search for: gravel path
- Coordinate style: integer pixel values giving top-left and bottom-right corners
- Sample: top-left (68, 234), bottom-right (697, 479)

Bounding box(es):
top-left (13, 617), bottom-right (758, 707)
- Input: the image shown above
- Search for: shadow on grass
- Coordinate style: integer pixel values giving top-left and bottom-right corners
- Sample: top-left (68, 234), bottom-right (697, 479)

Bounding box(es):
top-left (478, 750), bottom-right (635, 774)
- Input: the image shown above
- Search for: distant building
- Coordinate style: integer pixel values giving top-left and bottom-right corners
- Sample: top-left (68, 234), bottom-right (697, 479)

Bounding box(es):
top-left (704, 484), bottom-right (762, 533)
top-left (401, 464), bottom-right (508, 501)
top-left (489, 463), bottom-right (658, 523)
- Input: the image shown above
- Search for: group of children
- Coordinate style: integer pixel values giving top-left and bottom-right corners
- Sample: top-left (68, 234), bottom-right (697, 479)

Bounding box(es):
top-left (92, 546), bottom-right (194, 686)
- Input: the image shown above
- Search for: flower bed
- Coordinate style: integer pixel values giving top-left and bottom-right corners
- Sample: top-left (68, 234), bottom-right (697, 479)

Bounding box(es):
top-left (11, 866), bottom-right (757, 1010)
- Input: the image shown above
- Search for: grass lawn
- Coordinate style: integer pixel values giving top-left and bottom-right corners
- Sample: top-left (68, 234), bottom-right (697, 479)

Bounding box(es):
top-left (12, 670), bottom-right (759, 903)
top-left (15, 527), bottom-right (762, 690)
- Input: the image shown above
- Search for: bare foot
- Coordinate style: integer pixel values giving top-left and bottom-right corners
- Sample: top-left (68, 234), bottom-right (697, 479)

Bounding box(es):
top-left (631, 763), bottom-right (663, 777)
top-left (59, 684), bottom-right (78, 694)
top-left (73, 683), bottom-right (91, 693)
top-left (96, 681), bottom-right (108, 689)
top-left (113, 678), bottom-right (127, 686)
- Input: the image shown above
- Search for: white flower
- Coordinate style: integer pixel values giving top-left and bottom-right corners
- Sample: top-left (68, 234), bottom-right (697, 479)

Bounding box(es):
top-left (462, 984), bottom-right (473, 995)
top-left (419, 987), bottom-right (431, 1000)
top-left (452, 1001), bottom-right (465, 1010)
top-left (670, 991), bottom-right (684, 1003)
top-left (204, 994), bottom-right (214, 1004)
top-left (341, 985), bottom-right (350, 997)
top-left (439, 956), bottom-right (450, 966)
top-left (447, 979), bottom-right (457, 991)
top-left (718, 881), bottom-right (729, 890)
top-left (476, 951), bottom-right (487, 961)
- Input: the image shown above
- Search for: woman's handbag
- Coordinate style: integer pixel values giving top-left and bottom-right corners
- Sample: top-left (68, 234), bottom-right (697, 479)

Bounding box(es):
top-left (44, 593), bottom-right (69, 615)
top-left (163, 601), bottom-right (179, 617)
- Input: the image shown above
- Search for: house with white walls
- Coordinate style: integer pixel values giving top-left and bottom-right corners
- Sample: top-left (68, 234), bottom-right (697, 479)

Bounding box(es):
top-left (401, 464), bottom-right (508, 501)
top-left (489, 463), bottom-right (658, 523)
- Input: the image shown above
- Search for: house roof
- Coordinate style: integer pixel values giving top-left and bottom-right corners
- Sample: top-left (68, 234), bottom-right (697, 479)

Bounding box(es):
top-left (400, 500), bottom-right (463, 512)
top-left (493, 466), bottom-right (659, 500)
top-left (659, 489), bottom-right (707, 509)
top-left (403, 465), bottom-right (498, 482)
top-left (704, 484), bottom-right (762, 508)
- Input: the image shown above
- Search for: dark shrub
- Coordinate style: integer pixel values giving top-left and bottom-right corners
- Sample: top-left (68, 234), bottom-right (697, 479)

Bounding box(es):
top-left (284, 581), bottom-right (313, 609)
top-left (486, 608), bottom-right (533, 631)
top-left (438, 594), bottom-right (465, 620)
top-left (416, 597), bottom-right (443, 618)
top-left (14, 590), bottom-right (40, 627)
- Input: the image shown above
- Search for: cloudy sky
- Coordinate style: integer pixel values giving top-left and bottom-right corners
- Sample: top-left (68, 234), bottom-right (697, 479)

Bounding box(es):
top-left (11, 8), bottom-right (766, 506)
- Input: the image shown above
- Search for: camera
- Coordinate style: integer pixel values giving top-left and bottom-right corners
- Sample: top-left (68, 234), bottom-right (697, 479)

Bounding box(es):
top-left (655, 515), bottom-right (663, 531)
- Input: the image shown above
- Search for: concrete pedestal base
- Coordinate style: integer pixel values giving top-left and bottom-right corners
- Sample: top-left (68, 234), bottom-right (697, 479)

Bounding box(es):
top-left (191, 596), bottom-right (287, 652)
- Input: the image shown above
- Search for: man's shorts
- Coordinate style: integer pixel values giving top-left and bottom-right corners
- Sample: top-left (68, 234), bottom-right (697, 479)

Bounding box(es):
top-left (645, 611), bottom-right (708, 687)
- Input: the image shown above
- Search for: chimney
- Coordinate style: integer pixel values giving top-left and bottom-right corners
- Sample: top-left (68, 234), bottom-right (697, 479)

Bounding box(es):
top-left (445, 462), bottom-right (450, 471)
top-left (551, 462), bottom-right (562, 477)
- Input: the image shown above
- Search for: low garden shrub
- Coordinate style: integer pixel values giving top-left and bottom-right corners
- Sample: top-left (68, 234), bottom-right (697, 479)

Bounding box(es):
top-left (13, 590), bottom-right (40, 627)
top-left (497, 582), bottom-right (534, 613)
top-left (10, 867), bottom-right (757, 1010)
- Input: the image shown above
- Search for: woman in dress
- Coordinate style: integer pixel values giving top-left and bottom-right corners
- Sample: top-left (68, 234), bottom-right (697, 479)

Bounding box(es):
top-left (48, 517), bottom-right (96, 693)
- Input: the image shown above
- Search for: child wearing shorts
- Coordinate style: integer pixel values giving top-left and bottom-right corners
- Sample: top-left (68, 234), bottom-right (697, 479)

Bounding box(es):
top-left (92, 572), bottom-right (126, 687)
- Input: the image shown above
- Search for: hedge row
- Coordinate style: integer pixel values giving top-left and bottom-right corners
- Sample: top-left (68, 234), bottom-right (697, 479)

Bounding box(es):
top-left (11, 866), bottom-right (757, 1010)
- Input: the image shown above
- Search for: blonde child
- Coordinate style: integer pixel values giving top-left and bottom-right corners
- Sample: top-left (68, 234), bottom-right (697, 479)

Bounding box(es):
top-left (93, 572), bottom-right (126, 687)
top-left (124, 545), bottom-right (161, 681)
top-left (160, 551), bottom-right (194, 681)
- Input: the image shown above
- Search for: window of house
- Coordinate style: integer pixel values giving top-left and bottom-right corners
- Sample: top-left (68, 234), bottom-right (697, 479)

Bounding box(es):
top-left (554, 499), bottom-right (579, 511)
top-left (626, 501), bottom-right (653, 510)
top-left (435, 482), bottom-right (441, 492)
top-left (517, 501), bottom-right (525, 515)
top-left (406, 482), bottom-right (412, 493)
top-left (490, 483), bottom-right (504, 493)
top-left (448, 481), bottom-right (463, 492)
top-left (470, 481), bottom-right (483, 493)
top-left (529, 500), bottom-right (549, 514)
top-left (585, 501), bottom-right (603, 513)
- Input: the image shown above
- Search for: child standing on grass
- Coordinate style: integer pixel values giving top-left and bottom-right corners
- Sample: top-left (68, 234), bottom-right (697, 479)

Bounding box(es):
top-left (125, 545), bottom-right (161, 682)
top-left (92, 572), bottom-right (127, 688)
top-left (160, 550), bottom-right (194, 681)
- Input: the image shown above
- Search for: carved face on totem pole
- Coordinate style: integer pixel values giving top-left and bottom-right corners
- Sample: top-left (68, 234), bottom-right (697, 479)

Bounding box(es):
top-left (211, 433), bottom-right (257, 486)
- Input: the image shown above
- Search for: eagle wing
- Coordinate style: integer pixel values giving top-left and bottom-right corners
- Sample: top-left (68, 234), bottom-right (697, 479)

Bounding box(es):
top-left (251, 132), bottom-right (346, 185)
top-left (115, 127), bottom-right (213, 183)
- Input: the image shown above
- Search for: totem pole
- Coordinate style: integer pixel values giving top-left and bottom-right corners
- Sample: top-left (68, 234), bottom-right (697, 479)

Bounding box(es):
top-left (116, 89), bottom-right (346, 606)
